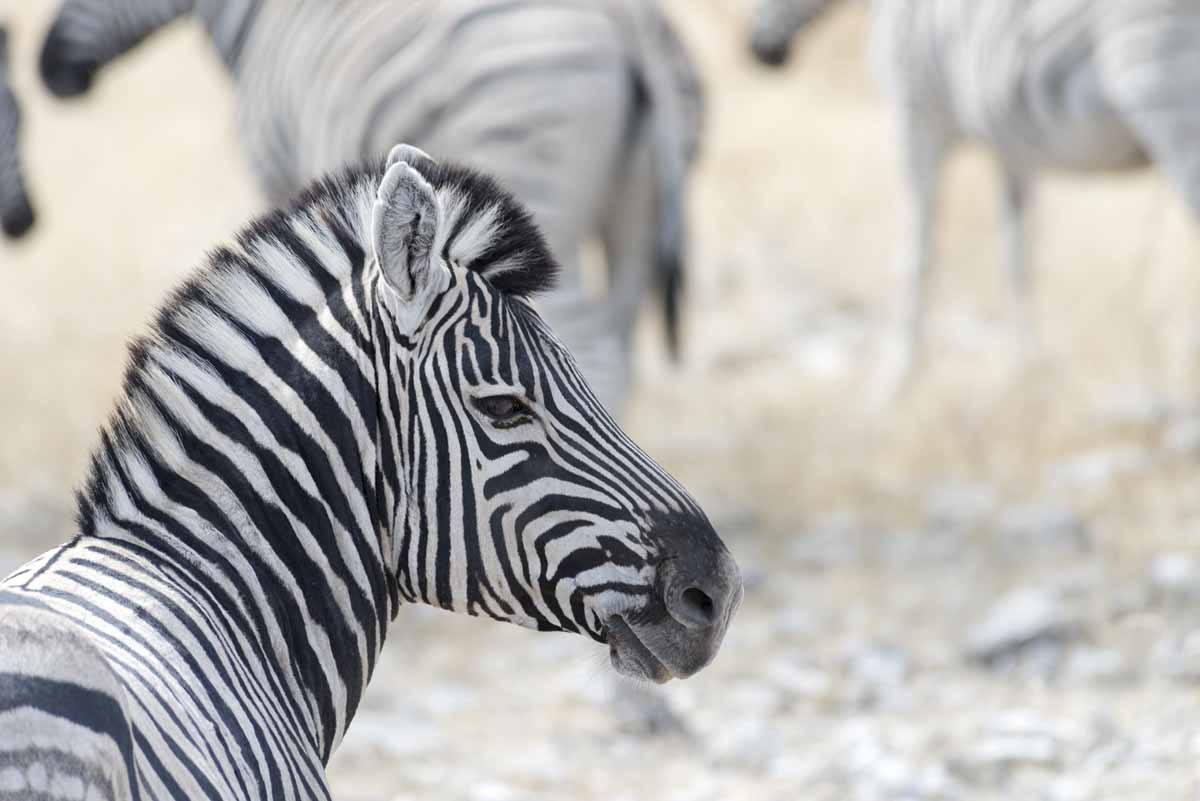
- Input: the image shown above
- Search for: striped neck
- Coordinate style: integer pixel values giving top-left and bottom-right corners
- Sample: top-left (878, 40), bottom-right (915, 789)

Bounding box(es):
top-left (75, 168), bottom-right (394, 761)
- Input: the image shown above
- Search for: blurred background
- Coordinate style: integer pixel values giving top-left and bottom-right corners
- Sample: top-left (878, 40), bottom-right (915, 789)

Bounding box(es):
top-left (3, 1), bottom-right (1200, 799)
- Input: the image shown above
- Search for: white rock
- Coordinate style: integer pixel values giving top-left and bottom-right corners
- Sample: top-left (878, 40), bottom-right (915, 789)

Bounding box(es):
top-left (469, 781), bottom-right (516, 801)
top-left (789, 511), bottom-right (871, 569)
top-left (952, 716), bottom-right (1066, 786)
top-left (766, 656), bottom-right (834, 699)
top-left (419, 681), bottom-right (477, 716)
top-left (964, 587), bottom-right (1082, 668)
top-left (923, 481), bottom-right (996, 529)
top-left (995, 503), bottom-right (1088, 554)
top-left (845, 640), bottom-right (911, 687)
top-left (1151, 630), bottom-right (1200, 683)
top-left (1064, 646), bottom-right (1136, 686)
top-left (1149, 553), bottom-right (1200, 607)
top-left (1043, 447), bottom-right (1154, 492)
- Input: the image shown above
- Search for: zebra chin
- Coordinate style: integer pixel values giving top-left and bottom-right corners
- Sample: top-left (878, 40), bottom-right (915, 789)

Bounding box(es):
top-left (602, 598), bottom-right (738, 685)
top-left (598, 517), bottom-right (743, 684)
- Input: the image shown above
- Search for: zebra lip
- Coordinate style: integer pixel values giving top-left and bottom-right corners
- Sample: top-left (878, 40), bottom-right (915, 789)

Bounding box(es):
top-left (605, 615), bottom-right (674, 685)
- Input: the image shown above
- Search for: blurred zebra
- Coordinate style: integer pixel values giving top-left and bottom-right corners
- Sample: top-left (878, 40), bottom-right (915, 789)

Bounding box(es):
top-left (0, 145), bottom-right (741, 800)
top-left (39, 0), bottom-right (703, 413)
top-left (0, 25), bottom-right (35, 239)
top-left (751, 0), bottom-right (1200, 387)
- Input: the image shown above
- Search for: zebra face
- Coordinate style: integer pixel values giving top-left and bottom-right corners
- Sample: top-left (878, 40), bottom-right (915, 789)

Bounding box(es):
top-left (749, 0), bottom-right (836, 67)
top-left (40, 0), bottom-right (193, 97)
top-left (373, 146), bottom-right (742, 682)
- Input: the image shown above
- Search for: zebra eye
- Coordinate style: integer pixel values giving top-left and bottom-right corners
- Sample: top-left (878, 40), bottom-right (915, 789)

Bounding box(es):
top-left (472, 394), bottom-right (532, 425)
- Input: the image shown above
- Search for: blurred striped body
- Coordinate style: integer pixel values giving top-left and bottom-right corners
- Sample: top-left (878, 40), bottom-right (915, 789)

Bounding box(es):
top-left (751, 0), bottom-right (1200, 384)
top-left (0, 26), bottom-right (35, 238)
top-left (0, 148), bottom-right (740, 799)
top-left (40, 0), bottom-right (704, 413)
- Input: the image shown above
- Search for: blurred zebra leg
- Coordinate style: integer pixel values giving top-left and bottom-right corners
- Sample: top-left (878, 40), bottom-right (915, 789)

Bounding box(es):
top-left (1097, 4), bottom-right (1200, 401)
top-left (602, 114), bottom-right (659, 402)
top-left (999, 163), bottom-right (1038, 358)
top-left (879, 105), bottom-right (951, 398)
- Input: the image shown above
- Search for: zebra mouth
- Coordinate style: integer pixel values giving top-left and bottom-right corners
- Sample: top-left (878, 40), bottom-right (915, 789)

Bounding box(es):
top-left (605, 615), bottom-right (674, 684)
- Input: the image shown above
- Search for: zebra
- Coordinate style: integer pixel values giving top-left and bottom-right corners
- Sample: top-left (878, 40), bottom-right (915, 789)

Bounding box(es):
top-left (0, 25), bottom-right (35, 239)
top-left (0, 144), bottom-right (742, 800)
top-left (750, 0), bottom-right (1200, 388)
top-left (38, 0), bottom-right (703, 414)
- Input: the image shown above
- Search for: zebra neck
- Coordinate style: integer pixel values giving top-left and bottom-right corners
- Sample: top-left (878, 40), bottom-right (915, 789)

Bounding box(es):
top-left (74, 173), bottom-right (402, 760)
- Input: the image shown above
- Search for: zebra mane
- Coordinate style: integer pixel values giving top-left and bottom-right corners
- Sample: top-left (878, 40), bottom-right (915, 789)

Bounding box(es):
top-left (298, 158), bottom-right (560, 298)
top-left (74, 157), bottom-right (558, 535)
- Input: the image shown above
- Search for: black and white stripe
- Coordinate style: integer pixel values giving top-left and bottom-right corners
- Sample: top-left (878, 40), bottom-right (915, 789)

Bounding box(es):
top-left (751, 0), bottom-right (1200, 386)
top-left (0, 147), bottom-right (740, 800)
top-left (0, 25), bottom-right (34, 239)
top-left (39, 0), bottom-right (704, 413)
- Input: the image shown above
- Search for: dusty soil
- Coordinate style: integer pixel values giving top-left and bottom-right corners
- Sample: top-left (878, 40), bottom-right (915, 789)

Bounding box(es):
top-left (2, 2), bottom-right (1199, 799)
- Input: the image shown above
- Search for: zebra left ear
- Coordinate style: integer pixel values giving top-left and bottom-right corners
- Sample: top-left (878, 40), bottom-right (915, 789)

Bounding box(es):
top-left (371, 157), bottom-right (448, 306)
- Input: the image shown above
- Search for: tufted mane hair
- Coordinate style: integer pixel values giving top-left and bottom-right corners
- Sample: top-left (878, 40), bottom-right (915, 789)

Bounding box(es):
top-left (295, 157), bottom-right (560, 298)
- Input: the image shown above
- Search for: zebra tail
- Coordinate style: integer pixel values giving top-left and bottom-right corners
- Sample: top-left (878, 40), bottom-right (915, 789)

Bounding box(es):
top-left (621, 0), bottom-right (704, 362)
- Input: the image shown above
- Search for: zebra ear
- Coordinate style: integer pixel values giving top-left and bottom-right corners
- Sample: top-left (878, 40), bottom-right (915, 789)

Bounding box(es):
top-left (371, 158), bottom-right (447, 303)
top-left (386, 143), bottom-right (437, 176)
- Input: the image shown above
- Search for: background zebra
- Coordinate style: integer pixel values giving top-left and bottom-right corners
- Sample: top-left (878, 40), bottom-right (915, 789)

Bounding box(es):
top-left (38, 0), bottom-right (703, 415)
top-left (0, 144), bottom-right (741, 800)
top-left (0, 25), bottom-right (35, 239)
top-left (750, 0), bottom-right (1200, 389)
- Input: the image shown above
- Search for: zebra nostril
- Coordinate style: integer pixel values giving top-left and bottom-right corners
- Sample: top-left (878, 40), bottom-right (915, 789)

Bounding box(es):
top-left (680, 587), bottom-right (716, 625)
top-left (664, 582), bottom-right (722, 630)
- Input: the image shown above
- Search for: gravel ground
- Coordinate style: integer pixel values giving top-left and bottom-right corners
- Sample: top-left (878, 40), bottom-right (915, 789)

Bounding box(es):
top-left (3, 2), bottom-right (1200, 799)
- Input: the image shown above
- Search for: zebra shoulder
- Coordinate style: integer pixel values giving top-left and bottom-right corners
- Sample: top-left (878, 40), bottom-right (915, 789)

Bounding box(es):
top-left (0, 591), bottom-right (139, 799)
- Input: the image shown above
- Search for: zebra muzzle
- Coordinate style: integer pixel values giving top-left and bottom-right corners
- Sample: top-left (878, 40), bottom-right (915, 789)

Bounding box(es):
top-left (606, 615), bottom-right (675, 684)
top-left (603, 526), bottom-right (742, 683)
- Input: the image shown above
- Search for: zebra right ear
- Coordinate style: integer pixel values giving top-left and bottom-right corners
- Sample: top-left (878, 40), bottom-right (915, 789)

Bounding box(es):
top-left (386, 143), bottom-right (437, 176)
top-left (371, 157), bottom-right (448, 305)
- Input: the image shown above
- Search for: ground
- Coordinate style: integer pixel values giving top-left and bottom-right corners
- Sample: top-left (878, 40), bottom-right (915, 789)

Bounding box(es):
top-left (2, 2), bottom-right (1199, 800)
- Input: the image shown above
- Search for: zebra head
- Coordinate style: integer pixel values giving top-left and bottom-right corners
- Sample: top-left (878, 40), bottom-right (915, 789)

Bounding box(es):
top-left (39, 0), bottom-right (194, 96)
top-left (0, 27), bottom-right (35, 239)
top-left (371, 145), bottom-right (741, 682)
top-left (749, 0), bottom-right (840, 67)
